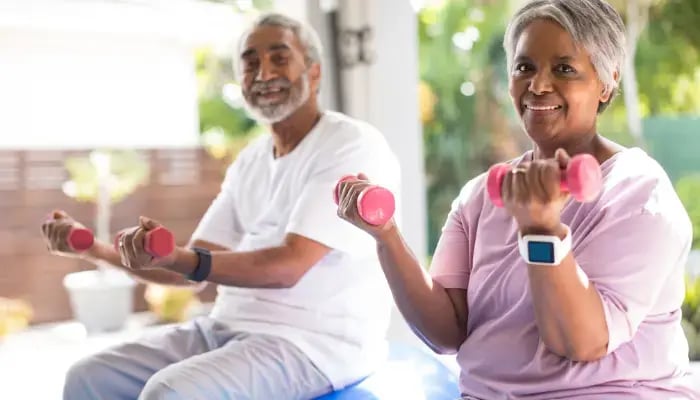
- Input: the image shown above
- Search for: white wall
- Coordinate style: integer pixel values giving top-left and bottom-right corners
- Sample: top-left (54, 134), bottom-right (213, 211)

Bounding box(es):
top-left (0, 0), bottom-right (242, 150)
top-left (0, 30), bottom-right (199, 149)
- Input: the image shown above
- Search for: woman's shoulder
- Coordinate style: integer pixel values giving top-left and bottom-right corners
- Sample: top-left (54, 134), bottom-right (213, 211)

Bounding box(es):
top-left (596, 148), bottom-right (691, 234)
top-left (600, 148), bottom-right (679, 210)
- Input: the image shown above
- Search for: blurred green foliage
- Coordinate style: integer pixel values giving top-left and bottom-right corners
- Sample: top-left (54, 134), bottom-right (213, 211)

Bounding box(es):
top-left (63, 150), bottom-right (149, 203)
top-left (418, 0), bottom-right (700, 252)
top-left (676, 176), bottom-right (700, 250)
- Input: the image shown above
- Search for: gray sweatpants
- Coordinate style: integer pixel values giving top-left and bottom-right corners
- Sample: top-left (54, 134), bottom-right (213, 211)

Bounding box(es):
top-left (62, 316), bottom-right (333, 400)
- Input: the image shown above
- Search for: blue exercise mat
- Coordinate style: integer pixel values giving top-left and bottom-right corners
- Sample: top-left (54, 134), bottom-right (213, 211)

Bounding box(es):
top-left (314, 342), bottom-right (460, 400)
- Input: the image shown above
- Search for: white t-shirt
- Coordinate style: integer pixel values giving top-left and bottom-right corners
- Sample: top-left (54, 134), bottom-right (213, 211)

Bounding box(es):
top-left (191, 111), bottom-right (402, 389)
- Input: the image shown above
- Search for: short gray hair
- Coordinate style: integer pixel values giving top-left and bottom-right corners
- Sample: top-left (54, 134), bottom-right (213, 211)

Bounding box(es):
top-left (235, 13), bottom-right (323, 76)
top-left (503, 0), bottom-right (626, 112)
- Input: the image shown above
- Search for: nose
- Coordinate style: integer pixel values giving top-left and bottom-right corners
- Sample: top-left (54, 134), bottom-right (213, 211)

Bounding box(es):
top-left (255, 59), bottom-right (278, 82)
top-left (528, 69), bottom-right (553, 95)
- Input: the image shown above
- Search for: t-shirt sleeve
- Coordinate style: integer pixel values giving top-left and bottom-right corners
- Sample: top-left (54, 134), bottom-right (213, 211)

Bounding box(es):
top-left (285, 132), bottom-right (401, 255)
top-left (576, 209), bottom-right (691, 354)
top-left (190, 162), bottom-right (245, 250)
top-left (429, 176), bottom-right (482, 289)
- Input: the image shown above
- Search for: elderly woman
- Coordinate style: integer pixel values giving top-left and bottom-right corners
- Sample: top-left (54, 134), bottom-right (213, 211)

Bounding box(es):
top-left (337, 0), bottom-right (699, 398)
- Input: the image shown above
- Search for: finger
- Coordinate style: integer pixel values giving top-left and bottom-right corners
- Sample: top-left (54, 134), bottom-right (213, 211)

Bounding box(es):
top-left (47, 222), bottom-right (62, 251)
top-left (53, 210), bottom-right (69, 220)
top-left (338, 180), bottom-right (350, 203)
top-left (119, 228), bottom-right (138, 268)
top-left (554, 148), bottom-right (571, 170)
top-left (341, 184), bottom-right (362, 221)
top-left (531, 160), bottom-right (550, 203)
top-left (357, 172), bottom-right (369, 181)
top-left (132, 228), bottom-right (152, 266)
top-left (339, 183), bottom-right (356, 215)
top-left (501, 168), bottom-right (513, 205)
top-left (125, 228), bottom-right (142, 268)
top-left (340, 179), bottom-right (360, 205)
top-left (514, 168), bottom-right (529, 205)
top-left (544, 160), bottom-right (561, 199)
top-left (118, 236), bottom-right (129, 268)
top-left (56, 224), bottom-right (74, 252)
top-left (139, 216), bottom-right (160, 231)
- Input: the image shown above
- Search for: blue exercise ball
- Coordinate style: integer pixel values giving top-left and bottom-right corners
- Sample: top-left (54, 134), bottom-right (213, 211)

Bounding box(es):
top-left (314, 342), bottom-right (460, 400)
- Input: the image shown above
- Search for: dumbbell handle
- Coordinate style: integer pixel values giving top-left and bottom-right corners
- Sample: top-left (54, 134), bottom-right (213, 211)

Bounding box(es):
top-left (114, 226), bottom-right (175, 258)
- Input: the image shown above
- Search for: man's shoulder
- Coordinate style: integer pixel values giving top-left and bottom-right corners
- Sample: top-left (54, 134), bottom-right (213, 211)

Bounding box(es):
top-left (319, 111), bottom-right (386, 144)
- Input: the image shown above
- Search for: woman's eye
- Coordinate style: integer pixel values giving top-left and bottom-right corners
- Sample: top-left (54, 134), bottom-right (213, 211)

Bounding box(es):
top-left (557, 64), bottom-right (575, 74)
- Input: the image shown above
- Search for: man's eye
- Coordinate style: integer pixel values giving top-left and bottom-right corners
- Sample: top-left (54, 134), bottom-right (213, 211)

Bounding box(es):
top-left (514, 63), bottom-right (532, 73)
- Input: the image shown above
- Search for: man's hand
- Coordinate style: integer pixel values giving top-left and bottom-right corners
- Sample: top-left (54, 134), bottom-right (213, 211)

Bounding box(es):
top-left (40, 210), bottom-right (87, 257)
top-left (116, 216), bottom-right (177, 270)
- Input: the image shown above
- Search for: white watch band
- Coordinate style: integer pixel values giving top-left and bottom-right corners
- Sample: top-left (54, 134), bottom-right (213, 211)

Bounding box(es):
top-left (518, 225), bottom-right (572, 266)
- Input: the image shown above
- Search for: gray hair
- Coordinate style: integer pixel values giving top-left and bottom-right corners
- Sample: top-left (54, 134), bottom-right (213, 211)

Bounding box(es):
top-left (503, 0), bottom-right (626, 112)
top-left (235, 13), bottom-right (323, 77)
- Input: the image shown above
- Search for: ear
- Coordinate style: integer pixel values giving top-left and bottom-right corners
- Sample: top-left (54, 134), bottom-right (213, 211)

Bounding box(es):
top-left (600, 70), bottom-right (620, 103)
top-left (309, 62), bottom-right (321, 92)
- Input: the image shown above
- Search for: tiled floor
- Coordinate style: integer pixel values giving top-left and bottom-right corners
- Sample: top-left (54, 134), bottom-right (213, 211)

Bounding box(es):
top-left (2, 310), bottom-right (700, 399)
top-left (0, 313), bottom-right (166, 399)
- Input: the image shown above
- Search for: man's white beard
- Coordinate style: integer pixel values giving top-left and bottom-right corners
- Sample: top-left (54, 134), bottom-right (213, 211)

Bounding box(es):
top-left (243, 73), bottom-right (310, 124)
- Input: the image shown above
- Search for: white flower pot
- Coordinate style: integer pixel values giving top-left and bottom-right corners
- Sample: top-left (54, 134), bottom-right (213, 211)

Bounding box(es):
top-left (63, 267), bottom-right (136, 333)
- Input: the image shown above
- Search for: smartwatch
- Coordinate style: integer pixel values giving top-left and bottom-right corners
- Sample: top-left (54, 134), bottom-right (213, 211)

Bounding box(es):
top-left (186, 247), bottom-right (212, 282)
top-left (517, 225), bottom-right (572, 266)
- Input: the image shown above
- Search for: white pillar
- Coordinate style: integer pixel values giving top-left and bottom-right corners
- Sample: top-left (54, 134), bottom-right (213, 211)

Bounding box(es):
top-left (335, 0), bottom-right (427, 263)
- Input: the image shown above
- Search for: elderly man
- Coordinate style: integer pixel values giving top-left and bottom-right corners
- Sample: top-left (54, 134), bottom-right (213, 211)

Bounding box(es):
top-left (43, 13), bottom-right (401, 400)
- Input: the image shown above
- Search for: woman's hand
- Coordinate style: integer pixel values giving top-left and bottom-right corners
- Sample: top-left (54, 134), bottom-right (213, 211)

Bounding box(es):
top-left (116, 216), bottom-right (177, 270)
top-left (336, 173), bottom-right (397, 240)
top-left (502, 149), bottom-right (571, 233)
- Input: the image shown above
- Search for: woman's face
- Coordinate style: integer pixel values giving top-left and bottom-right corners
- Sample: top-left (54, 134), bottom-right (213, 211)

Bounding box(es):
top-left (508, 19), bottom-right (613, 146)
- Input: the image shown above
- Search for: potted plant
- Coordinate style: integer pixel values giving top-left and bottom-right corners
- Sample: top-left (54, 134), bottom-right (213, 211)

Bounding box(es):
top-left (61, 150), bottom-right (149, 333)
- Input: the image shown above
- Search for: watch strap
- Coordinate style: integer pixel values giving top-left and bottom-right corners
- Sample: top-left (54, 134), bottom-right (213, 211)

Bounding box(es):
top-left (518, 225), bottom-right (572, 266)
top-left (186, 247), bottom-right (212, 282)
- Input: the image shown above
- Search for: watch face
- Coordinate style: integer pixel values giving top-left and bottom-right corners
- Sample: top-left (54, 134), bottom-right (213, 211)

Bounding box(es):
top-left (527, 241), bottom-right (555, 263)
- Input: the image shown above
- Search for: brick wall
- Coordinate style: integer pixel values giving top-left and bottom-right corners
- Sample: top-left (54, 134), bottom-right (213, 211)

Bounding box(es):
top-left (0, 148), bottom-right (229, 323)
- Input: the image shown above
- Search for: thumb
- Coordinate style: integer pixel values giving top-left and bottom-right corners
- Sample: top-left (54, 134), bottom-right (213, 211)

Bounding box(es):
top-left (357, 172), bottom-right (370, 181)
top-left (139, 216), bottom-right (159, 231)
top-left (52, 210), bottom-right (69, 220)
top-left (554, 148), bottom-right (571, 169)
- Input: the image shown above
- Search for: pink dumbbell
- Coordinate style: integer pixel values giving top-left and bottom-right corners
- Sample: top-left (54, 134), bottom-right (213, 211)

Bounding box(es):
top-left (486, 153), bottom-right (602, 207)
top-left (114, 226), bottom-right (175, 258)
top-left (67, 227), bottom-right (95, 252)
top-left (334, 175), bottom-right (395, 226)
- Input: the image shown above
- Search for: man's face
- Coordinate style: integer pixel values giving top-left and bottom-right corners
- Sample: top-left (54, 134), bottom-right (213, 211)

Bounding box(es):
top-left (238, 25), bottom-right (320, 123)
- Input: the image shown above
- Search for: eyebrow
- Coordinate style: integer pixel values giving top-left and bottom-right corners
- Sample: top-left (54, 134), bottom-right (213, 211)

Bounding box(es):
top-left (513, 54), bottom-right (576, 63)
top-left (240, 43), bottom-right (291, 59)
